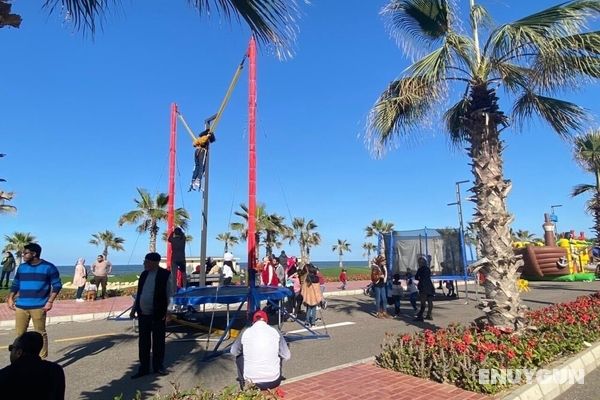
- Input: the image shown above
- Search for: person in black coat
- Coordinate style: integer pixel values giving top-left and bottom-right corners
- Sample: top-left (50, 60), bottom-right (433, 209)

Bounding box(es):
top-left (130, 252), bottom-right (173, 379)
top-left (0, 331), bottom-right (65, 399)
top-left (414, 255), bottom-right (435, 321)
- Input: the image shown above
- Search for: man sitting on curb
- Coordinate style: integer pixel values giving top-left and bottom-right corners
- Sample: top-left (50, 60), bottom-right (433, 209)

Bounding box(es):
top-left (0, 331), bottom-right (65, 399)
top-left (231, 310), bottom-right (291, 390)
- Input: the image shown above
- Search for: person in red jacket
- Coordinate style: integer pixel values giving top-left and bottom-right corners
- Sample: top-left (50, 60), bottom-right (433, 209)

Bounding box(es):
top-left (339, 268), bottom-right (347, 290)
top-left (261, 257), bottom-right (279, 286)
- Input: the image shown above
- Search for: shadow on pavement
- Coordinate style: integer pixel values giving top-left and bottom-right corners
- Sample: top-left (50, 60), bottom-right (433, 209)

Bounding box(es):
top-left (56, 333), bottom-right (134, 368)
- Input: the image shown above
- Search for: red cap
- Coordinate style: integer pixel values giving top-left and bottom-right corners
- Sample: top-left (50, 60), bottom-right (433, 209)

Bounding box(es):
top-left (253, 310), bottom-right (268, 323)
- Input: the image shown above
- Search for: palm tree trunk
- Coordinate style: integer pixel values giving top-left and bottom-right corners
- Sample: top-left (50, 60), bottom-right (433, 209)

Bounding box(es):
top-left (149, 222), bottom-right (158, 252)
top-left (339, 252), bottom-right (343, 269)
top-left (468, 85), bottom-right (526, 330)
top-left (103, 245), bottom-right (108, 259)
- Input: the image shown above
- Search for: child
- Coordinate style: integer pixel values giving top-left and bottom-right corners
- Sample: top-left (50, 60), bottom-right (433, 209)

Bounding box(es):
top-left (85, 278), bottom-right (98, 301)
top-left (406, 272), bottom-right (418, 312)
top-left (339, 268), bottom-right (347, 290)
top-left (391, 273), bottom-right (403, 316)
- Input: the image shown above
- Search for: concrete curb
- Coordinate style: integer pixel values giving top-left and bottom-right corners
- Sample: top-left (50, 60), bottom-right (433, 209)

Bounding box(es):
top-left (282, 356), bottom-right (376, 385)
top-left (502, 341), bottom-right (600, 400)
top-left (0, 310), bottom-right (129, 330)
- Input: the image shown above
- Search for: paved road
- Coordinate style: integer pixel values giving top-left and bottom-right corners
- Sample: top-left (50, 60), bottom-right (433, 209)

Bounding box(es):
top-left (0, 280), bottom-right (598, 400)
top-left (555, 366), bottom-right (600, 400)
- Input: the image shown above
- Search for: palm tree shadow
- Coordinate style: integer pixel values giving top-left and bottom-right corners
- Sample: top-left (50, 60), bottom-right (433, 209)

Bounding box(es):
top-left (56, 334), bottom-right (134, 368)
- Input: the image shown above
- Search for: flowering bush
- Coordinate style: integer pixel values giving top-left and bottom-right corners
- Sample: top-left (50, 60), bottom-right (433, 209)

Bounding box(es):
top-left (376, 292), bottom-right (600, 394)
top-left (114, 384), bottom-right (284, 400)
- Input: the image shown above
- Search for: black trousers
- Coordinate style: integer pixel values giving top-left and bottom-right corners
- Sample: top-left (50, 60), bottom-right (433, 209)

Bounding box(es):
top-left (138, 314), bottom-right (166, 373)
top-left (416, 292), bottom-right (433, 318)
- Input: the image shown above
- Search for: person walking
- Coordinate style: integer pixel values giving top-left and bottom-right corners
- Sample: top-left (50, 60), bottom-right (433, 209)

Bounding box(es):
top-left (168, 227), bottom-right (187, 288)
top-left (129, 252), bottom-right (173, 379)
top-left (7, 243), bottom-right (62, 359)
top-left (1, 251), bottom-right (16, 288)
top-left (414, 256), bottom-right (435, 321)
top-left (73, 258), bottom-right (87, 302)
top-left (222, 252), bottom-right (235, 285)
top-left (91, 254), bottom-right (112, 299)
top-left (0, 331), bottom-right (65, 399)
top-left (231, 310), bottom-right (291, 390)
top-left (371, 256), bottom-right (390, 318)
top-left (301, 264), bottom-right (323, 327)
top-left (339, 268), bottom-right (347, 290)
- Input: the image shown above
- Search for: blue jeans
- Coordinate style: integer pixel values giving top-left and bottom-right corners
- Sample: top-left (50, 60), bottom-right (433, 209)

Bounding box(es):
top-left (409, 292), bottom-right (418, 310)
top-left (373, 285), bottom-right (386, 312)
top-left (306, 305), bottom-right (317, 325)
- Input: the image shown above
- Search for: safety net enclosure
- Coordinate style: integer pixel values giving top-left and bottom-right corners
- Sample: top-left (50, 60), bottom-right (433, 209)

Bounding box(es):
top-left (382, 228), bottom-right (466, 279)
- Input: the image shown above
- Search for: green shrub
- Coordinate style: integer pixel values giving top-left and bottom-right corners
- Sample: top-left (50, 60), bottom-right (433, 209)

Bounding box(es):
top-left (114, 384), bottom-right (283, 400)
top-left (376, 292), bottom-right (600, 394)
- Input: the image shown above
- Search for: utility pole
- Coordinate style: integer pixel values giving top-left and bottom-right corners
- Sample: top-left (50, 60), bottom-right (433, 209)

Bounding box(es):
top-left (448, 180), bottom-right (470, 300)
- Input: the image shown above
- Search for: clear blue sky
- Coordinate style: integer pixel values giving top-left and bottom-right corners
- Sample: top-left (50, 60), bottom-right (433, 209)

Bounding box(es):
top-left (1, 0), bottom-right (597, 266)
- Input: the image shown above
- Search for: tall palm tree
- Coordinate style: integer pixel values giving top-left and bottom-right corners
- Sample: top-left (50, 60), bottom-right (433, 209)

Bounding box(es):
top-left (332, 239), bottom-right (351, 269)
top-left (89, 230), bottom-right (126, 259)
top-left (0, 191), bottom-right (16, 214)
top-left (572, 130), bottom-right (600, 243)
top-left (511, 229), bottom-right (538, 243)
top-left (8, 1), bottom-right (300, 53)
top-left (230, 203), bottom-right (288, 257)
top-left (118, 188), bottom-right (189, 252)
top-left (365, 219), bottom-right (394, 256)
top-left (367, 0), bottom-right (600, 329)
top-left (362, 242), bottom-right (377, 267)
top-left (291, 217), bottom-right (320, 263)
top-left (3, 232), bottom-right (36, 265)
top-left (216, 232), bottom-right (239, 253)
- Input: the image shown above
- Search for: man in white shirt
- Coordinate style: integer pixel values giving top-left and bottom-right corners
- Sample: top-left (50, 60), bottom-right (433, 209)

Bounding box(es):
top-left (230, 310), bottom-right (291, 389)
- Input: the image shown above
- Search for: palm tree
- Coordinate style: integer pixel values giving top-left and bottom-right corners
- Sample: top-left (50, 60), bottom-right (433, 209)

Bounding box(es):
top-left (118, 188), bottom-right (189, 252)
top-left (367, 1), bottom-right (600, 329)
top-left (332, 239), bottom-right (351, 269)
top-left (365, 219), bottom-right (394, 256)
top-left (89, 230), bottom-right (126, 259)
top-left (0, 191), bottom-right (16, 214)
top-left (362, 242), bottom-right (377, 267)
top-left (230, 203), bottom-right (288, 257)
top-left (7, 1), bottom-right (300, 53)
top-left (512, 229), bottom-right (538, 243)
top-left (291, 217), bottom-right (320, 263)
top-left (572, 130), bottom-right (600, 244)
top-left (216, 232), bottom-right (239, 253)
top-left (3, 232), bottom-right (36, 265)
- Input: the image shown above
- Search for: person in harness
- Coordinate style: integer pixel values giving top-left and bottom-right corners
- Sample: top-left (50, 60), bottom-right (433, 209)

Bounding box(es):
top-left (189, 129), bottom-right (215, 192)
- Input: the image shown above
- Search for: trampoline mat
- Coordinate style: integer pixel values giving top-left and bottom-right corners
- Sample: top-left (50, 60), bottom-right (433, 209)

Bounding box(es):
top-left (172, 285), bottom-right (292, 306)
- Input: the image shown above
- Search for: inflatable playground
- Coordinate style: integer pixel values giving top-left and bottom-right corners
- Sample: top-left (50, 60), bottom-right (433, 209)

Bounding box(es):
top-left (514, 215), bottom-right (597, 282)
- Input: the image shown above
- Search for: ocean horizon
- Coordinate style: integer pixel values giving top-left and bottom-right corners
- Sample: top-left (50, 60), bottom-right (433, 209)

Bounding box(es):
top-left (55, 260), bottom-right (369, 276)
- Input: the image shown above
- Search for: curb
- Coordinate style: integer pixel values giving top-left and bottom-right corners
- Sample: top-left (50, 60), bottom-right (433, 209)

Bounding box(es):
top-left (0, 310), bottom-right (129, 330)
top-left (502, 341), bottom-right (600, 400)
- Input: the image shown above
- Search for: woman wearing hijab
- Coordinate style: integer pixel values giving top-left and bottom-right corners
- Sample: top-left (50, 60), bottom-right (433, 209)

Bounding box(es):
top-left (73, 258), bottom-right (88, 302)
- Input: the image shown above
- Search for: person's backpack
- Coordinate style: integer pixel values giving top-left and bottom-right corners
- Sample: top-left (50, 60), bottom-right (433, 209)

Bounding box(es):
top-left (371, 264), bottom-right (382, 283)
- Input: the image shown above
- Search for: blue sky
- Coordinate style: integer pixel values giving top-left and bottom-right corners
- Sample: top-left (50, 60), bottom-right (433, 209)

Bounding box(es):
top-left (1, 0), bottom-right (598, 266)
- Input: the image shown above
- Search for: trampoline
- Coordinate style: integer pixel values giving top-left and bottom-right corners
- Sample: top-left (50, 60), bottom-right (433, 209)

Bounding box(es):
top-left (171, 285), bottom-right (328, 358)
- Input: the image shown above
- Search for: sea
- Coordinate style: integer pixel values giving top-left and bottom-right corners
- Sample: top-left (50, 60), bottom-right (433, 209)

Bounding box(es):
top-left (55, 260), bottom-right (368, 276)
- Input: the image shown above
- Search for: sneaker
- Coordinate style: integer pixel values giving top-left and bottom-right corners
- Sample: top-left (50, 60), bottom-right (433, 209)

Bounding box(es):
top-left (75, 298), bottom-right (85, 302)
top-left (321, 300), bottom-right (328, 310)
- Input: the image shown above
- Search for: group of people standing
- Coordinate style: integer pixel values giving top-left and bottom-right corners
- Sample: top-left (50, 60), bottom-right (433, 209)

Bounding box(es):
top-left (371, 254), bottom-right (435, 322)
top-left (71, 254), bottom-right (113, 301)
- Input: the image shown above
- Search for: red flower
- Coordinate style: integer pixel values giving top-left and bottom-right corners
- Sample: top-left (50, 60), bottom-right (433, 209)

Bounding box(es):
top-left (401, 334), bottom-right (411, 344)
top-left (275, 387), bottom-right (286, 398)
top-left (454, 341), bottom-right (467, 353)
top-left (463, 333), bottom-right (473, 345)
top-left (506, 350), bottom-right (516, 360)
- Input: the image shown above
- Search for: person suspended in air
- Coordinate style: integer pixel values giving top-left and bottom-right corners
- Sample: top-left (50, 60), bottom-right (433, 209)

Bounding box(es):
top-left (189, 129), bottom-right (215, 192)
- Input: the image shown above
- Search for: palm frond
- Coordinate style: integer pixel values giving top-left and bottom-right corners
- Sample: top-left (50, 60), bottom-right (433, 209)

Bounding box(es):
top-left (43, 1), bottom-right (301, 55)
top-left (491, 61), bottom-right (531, 93)
top-left (572, 183), bottom-right (596, 197)
top-left (381, 0), bottom-right (450, 57)
top-left (406, 45), bottom-right (451, 83)
top-left (573, 129), bottom-right (600, 170)
top-left (470, 3), bottom-right (493, 32)
top-left (444, 96), bottom-right (471, 145)
top-left (512, 91), bottom-right (587, 137)
top-left (366, 76), bottom-right (440, 156)
top-left (485, 1), bottom-right (600, 61)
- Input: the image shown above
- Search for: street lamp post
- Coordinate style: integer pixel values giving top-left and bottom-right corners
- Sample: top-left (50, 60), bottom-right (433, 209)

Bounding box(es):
top-left (447, 180), bottom-right (470, 301)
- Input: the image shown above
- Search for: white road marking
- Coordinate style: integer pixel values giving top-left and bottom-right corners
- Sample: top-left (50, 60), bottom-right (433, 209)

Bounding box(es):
top-left (286, 321), bottom-right (355, 334)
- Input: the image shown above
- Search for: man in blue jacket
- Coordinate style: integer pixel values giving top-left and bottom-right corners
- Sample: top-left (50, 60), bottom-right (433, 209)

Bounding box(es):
top-left (7, 243), bottom-right (62, 359)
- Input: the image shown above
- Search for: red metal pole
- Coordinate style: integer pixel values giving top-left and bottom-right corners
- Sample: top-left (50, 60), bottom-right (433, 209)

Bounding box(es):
top-left (248, 36), bottom-right (257, 294)
top-left (167, 103), bottom-right (177, 281)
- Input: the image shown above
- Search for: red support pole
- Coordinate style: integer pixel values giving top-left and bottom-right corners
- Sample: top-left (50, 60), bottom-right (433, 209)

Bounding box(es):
top-left (167, 103), bottom-right (177, 281)
top-left (248, 36), bottom-right (257, 295)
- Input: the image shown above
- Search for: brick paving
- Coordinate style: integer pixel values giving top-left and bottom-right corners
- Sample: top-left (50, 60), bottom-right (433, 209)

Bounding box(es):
top-left (281, 363), bottom-right (491, 399)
